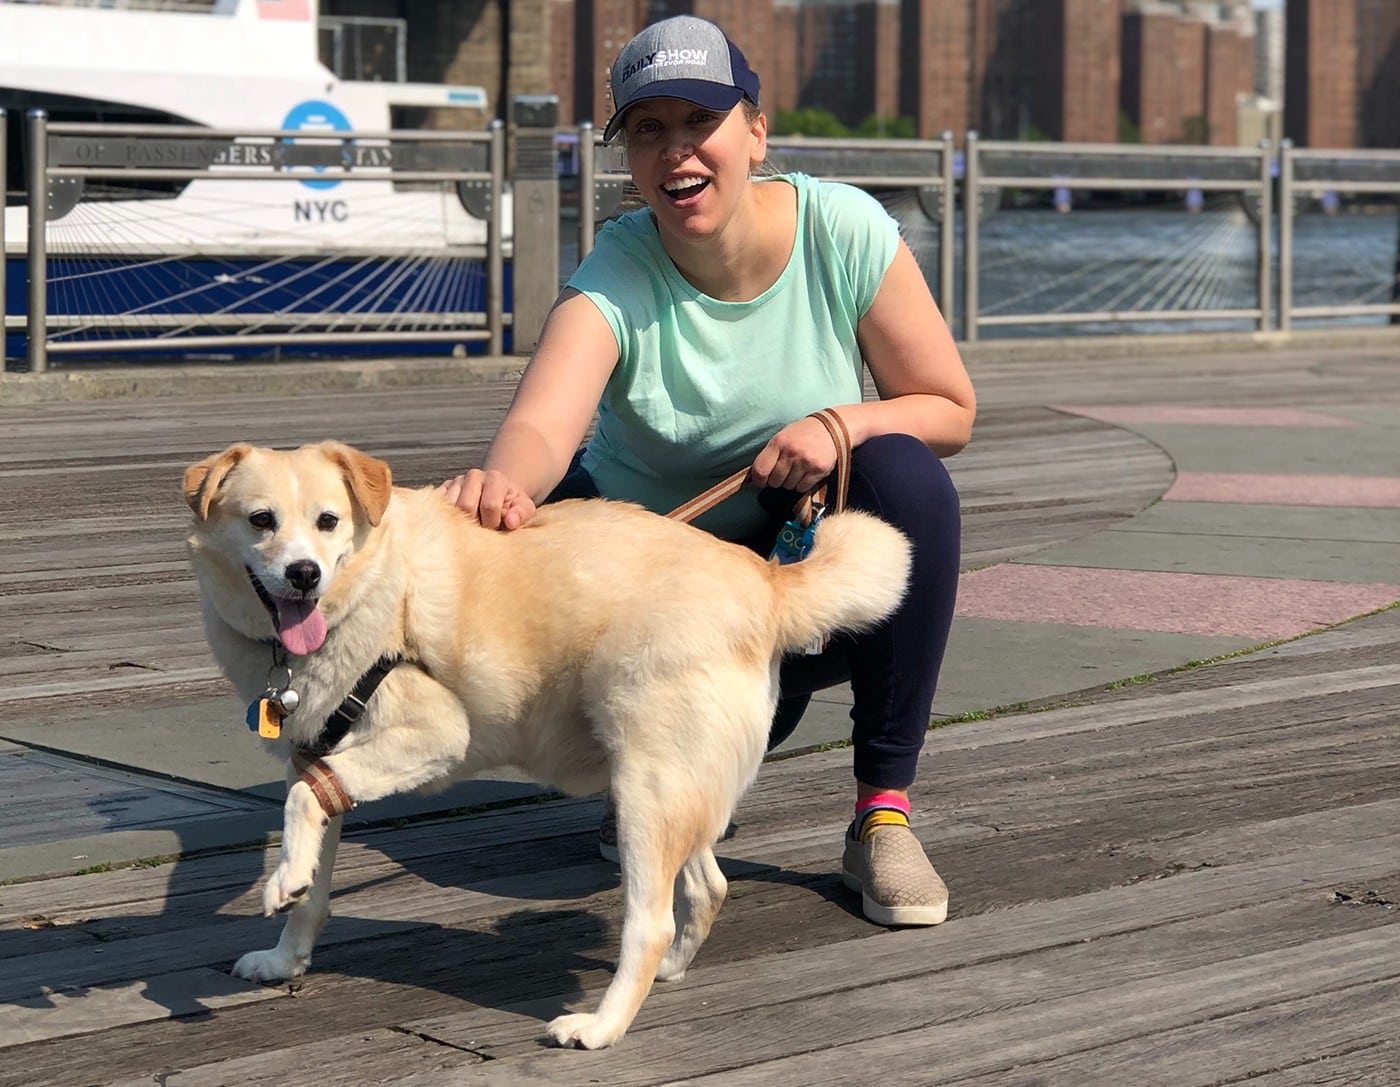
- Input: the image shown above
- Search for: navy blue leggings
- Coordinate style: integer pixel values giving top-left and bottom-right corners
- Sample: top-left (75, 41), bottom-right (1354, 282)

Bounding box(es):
top-left (546, 434), bottom-right (961, 789)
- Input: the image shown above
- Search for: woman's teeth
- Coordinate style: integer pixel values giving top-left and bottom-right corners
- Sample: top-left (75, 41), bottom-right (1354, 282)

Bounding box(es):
top-left (664, 177), bottom-right (709, 198)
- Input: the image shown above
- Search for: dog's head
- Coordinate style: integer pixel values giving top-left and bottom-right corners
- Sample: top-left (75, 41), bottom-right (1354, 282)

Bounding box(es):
top-left (184, 441), bottom-right (392, 655)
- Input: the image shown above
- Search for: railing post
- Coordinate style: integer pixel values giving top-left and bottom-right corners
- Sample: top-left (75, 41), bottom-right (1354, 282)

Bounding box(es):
top-left (26, 109), bottom-right (48, 374)
top-left (939, 129), bottom-right (955, 316)
top-left (508, 95), bottom-right (561, 356)
top-left (487, 118), bottom-right (505, 356)
top-left (1277, 139), bottom-right (1293, 332)
top-left (1257, 139), bottom-right (1273, 332)
top-left (578, 121), bottom-right (596, 263)
top-left (0, 108), bottom-right (7, 366)
top-left (962, 130), bottom-right (980, 343)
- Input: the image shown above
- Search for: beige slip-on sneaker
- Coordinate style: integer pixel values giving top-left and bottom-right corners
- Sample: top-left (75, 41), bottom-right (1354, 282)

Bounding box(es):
top-left (841, 821), bottom-right (949, 926)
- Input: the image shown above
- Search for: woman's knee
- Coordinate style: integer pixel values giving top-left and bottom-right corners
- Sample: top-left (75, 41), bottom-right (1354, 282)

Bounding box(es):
top-left (846, 435), bottom-right (960, 547)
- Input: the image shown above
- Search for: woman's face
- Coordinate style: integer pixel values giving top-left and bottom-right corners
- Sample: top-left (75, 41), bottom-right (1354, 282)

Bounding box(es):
top-left (622, 97), bottom-right (767, 241)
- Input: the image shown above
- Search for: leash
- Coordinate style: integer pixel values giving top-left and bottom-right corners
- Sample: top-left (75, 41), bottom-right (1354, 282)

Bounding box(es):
top-left (665, 408), bottom-right (853, 525)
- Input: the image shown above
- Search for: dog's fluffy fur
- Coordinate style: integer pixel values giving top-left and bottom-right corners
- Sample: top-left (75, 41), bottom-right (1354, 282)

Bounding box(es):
top-left (184, 440), bottom-right (911, 1049)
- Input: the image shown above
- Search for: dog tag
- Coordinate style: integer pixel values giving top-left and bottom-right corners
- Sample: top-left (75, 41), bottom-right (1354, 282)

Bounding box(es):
top-left (246, 697), bottom-right (283, 739)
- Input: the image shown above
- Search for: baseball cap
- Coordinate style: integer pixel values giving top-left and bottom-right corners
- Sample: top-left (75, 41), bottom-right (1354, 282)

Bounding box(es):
top-left (603, 16), bottom-right (761, 143)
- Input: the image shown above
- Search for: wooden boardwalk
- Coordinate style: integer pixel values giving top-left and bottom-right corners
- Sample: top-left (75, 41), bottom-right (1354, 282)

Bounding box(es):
top-left (1, 343), bottom-right (1398, 1085)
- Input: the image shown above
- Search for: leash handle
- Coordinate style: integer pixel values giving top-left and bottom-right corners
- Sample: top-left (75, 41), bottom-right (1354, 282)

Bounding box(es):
top-left (667, 408), bottom-right (853, 524)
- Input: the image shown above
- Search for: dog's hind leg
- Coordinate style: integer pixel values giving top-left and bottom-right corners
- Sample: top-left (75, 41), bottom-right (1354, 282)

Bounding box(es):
top-left (657, 845), bottom-right (727, 982)
top-left (234, 810), bottom-right (343, 982)
top-left (546, 808), bottom-right (690, 1050)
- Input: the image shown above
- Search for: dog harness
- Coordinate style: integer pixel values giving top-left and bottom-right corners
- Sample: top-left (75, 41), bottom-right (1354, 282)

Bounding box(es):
top-left (290, 654), bottom-right (403, 817)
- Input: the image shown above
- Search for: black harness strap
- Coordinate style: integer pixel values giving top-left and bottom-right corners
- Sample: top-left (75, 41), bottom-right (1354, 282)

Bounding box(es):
top-left (302, 655), bottom-right (403, 757)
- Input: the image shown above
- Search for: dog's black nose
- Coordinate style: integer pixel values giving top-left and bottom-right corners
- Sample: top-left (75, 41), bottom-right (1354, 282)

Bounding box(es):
top-left (284, 560), bottom-right (321, 593)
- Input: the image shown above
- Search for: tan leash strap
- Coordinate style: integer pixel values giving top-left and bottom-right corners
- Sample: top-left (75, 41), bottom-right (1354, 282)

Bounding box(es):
top-left (292, 750), bottom-right (355, 817)
top-left (807, 407), bottom-right (852, 514)
top-left (666, 408), bottom-right (853, 525)
top-left (665, 467), bottom-right (750, 524)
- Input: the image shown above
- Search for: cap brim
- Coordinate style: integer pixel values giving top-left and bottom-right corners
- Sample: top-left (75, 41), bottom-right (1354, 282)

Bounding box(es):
top-left (603, 80), bottom-right (747, 142)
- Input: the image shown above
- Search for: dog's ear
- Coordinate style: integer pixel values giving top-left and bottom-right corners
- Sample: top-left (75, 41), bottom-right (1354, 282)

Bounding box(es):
top-left (321, 442), bottom-right (393, 527)
top-left (184, 444), bottom-right (254, 520)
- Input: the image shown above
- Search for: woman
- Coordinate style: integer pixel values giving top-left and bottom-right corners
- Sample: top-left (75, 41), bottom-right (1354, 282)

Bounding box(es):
top-left (442, 14), bottom-right (975, 926)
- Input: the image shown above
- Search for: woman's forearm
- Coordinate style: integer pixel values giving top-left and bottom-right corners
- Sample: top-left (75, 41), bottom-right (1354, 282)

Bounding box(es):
top-left (831, 393), bottom-right (976, 459)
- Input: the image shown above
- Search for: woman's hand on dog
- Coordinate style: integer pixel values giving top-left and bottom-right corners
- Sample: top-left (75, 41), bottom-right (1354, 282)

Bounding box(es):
top-left (438, 469), bottom-right (537, 530)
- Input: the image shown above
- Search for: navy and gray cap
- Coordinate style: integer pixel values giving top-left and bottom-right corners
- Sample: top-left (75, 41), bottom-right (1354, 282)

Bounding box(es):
top-left (604, 16), bottom-right (761, 143)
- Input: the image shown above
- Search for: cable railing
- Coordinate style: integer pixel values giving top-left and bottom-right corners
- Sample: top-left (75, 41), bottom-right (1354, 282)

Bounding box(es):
top-left (5, 111), bottom-right (1399, 373)
top-left (4, 109), bottom-right (506, 372)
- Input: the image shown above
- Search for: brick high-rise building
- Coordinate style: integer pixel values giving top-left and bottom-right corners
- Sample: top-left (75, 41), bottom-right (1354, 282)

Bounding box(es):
top-left (770, 0), bottom-right (803, 113)
top-left (1061, 0), bottom-right (1122, 143)
top-left (1122, 1), bottom-right (1252, 146)
top-left (561, 0), bottom-right (648, 128)
top-left (1204, 19), bottom-right (1256, 146)
top-left (900, 0), bottom-right (972, 139)
top-left (981, 0), bottom-right (1118, 143)
top-left (1284, 0), bottom-right (1359, 148)
top-left (1357, 0), bottom-right (1400, 147)
top-left (1254, 6), bottom-right (1285, 105)
top-left (1123, 4), bottom-right (1188, 143)
top-left (787, 0), bottom-right (900, 128)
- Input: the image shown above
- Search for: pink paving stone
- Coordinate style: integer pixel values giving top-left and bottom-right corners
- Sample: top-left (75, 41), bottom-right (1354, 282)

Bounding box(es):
top-left (1054, 405), bottom-right (1357, 427)
top-left (955, 565), bottom-right (1400, 640)
top-left (1165, 472), bottom-right (1400, 508)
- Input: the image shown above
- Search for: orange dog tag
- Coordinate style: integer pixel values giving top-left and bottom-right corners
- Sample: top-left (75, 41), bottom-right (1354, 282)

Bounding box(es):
top-left (246, 698), bottom-right (283, 739)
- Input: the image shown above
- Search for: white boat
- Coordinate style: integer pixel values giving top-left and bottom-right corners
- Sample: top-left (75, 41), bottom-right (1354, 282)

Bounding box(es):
top-left (1, 0), bottom-right (505, 358)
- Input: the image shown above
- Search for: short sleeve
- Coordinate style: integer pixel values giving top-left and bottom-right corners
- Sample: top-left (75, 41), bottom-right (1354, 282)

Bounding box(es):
top-left (806, 180), bottom-right (901, 317)
top-left (564, 213), bottom-right (661, 356)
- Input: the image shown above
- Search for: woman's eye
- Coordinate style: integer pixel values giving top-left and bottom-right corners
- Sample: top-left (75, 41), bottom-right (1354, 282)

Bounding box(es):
top-left (248, 510), bottom-right (276, 531)
top-left (316, 512), bottom-right (340, 532)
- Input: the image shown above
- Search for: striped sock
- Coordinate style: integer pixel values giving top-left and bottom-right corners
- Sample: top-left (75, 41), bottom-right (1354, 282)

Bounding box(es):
top-left (855, 792), bottom-right (911, 842)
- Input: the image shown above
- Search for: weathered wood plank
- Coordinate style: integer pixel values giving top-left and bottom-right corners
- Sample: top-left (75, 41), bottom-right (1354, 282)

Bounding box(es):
top-left (0, 968), bottom-right (279, 1049)
top-left (621, 932), bottom-right (1400, 1087)
top-left (1218, 1044), bottom-right (1400, 1086)
top-left (5, 831), bottom-right (1394, 1086)
top-left (950, 979), bottom-right (1400, 1086)
top-left (98, 1028), bottom-right (484, 1087)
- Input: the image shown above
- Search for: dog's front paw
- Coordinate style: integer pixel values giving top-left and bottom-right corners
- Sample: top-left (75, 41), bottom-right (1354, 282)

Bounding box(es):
top-left (546, 1012), bottom-right (624, 1050)
top-left (231, 947), bottom-right (307, 983)
top-left (263, 865), bottom-right (313, 915)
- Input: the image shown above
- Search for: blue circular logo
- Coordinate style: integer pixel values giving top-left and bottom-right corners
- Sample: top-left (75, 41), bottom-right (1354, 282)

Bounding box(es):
top-left (281, 100), bottom-right (351, 191)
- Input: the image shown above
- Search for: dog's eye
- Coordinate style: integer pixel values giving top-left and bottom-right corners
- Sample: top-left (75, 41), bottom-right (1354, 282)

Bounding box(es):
top-left (248, 510), bottom-right (276, 531)
top-left (316, 512), bottom-right (340, 532)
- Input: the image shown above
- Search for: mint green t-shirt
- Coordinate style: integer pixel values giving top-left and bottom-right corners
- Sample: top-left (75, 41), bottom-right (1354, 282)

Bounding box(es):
top-left (567, 172), bottom-right (900, 538)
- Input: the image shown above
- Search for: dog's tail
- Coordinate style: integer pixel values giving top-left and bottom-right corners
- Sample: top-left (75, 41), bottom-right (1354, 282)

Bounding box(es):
top-left (770, 510), bottom-right (912, 653)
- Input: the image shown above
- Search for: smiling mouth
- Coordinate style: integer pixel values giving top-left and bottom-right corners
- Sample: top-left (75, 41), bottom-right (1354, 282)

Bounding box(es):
top-left (662, 177), bottom-right (710, 202)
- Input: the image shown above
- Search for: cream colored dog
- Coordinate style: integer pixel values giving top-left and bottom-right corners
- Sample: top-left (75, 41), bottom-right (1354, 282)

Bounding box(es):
top-left (184, 440), bottom-right (910, 1049)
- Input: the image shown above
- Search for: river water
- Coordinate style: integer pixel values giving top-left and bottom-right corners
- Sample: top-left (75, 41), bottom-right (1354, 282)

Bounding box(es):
top-left (562, 200), bottom-right (1399, 340)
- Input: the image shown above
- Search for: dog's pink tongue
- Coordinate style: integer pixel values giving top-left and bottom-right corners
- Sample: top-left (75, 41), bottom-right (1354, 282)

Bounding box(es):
top-left (276, 600), bottom-right (327, 656)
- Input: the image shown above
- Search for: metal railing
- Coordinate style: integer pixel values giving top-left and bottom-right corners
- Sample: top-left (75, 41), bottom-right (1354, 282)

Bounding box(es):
top-left (15, 112), bottom-right (506, 372)
top-left (962, 134), bottom-right (1274, 341)
top-left (9, 119), bottom-right (1400, 373)
top-left (1278, 143), bottom-right (1400, 330)
top-left (580, 127), bottom-right (959, 307)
